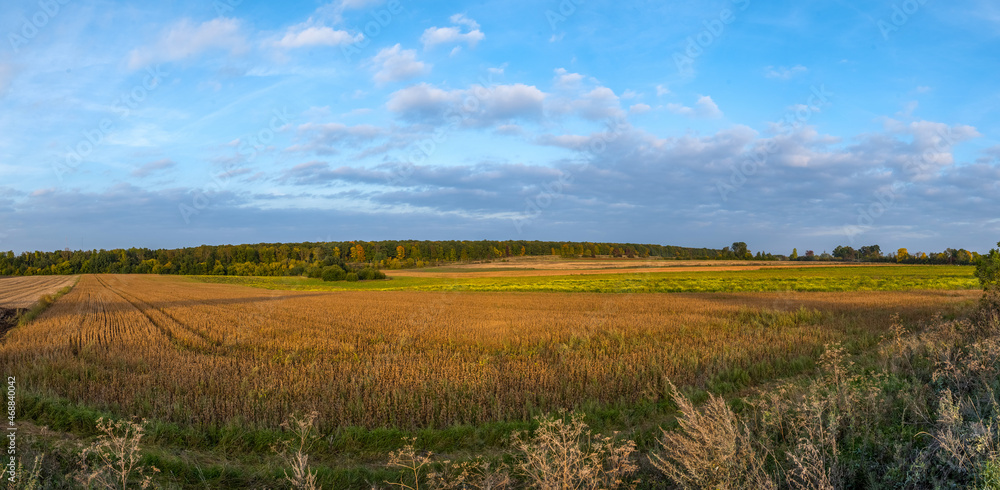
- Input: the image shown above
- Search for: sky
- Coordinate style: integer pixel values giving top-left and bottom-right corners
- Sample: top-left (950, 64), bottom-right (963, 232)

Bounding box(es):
top-left (1, 0), bottom-right (998, 255)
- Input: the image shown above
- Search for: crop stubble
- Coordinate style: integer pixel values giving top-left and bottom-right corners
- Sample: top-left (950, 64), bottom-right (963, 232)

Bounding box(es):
top-left (0, 274), bottom-right (977, 432)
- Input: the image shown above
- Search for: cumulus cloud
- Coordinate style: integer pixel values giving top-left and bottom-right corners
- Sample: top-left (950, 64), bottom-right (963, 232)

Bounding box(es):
top-left (131, 159), bottom-right (177, 178)
top-left (127, 18), bottom-right (247, 69)
top-left (371, 44), bottom-right (430, 83)
top-left (273, 25), bottom-right (361, 48)
top-left (667, 95), bottom-right (723, 118)
top-left (421, 14), bottom-right (485, 49)
top-left (554, 68), bottom-right (585, 89)
top-left (386, 83), bottom-right (545, 125)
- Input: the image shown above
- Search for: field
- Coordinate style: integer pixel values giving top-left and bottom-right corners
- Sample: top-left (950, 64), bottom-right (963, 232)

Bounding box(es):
top-left (0, 266), bottom-right (989, 488)
top-left (0, 275), bottom-right (78, 309)
top-left (193, 264), bottom-right (978, 293)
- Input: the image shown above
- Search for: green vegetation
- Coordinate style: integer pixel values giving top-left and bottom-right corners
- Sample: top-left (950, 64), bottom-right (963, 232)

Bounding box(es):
top-left (192, 265), bottom-right (978, 293)
top-left (2, 239), bottom-right (983, 277)
top-left (975, 241), bottom-right (1000, 290)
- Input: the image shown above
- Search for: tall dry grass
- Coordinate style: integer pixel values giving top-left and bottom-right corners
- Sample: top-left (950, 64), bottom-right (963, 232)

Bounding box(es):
top-left (0, 275), bottom-right (974, 434)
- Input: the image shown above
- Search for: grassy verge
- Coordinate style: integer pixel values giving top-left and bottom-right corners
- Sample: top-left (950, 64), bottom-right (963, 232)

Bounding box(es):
top-left (188, 265), bottom-right (978, 293)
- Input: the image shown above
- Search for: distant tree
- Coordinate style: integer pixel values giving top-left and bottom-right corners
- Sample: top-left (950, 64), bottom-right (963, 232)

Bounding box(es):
top-left (859, 245), bottom-right (882, 261)
top-left (790, 248), bottom-right (798, 260)
top-left (731, 242), bottom-right (750, 260)
top-left (897, 248), bottom-right (910, 263)
top-left (833, 245), bottom-right (857, 262)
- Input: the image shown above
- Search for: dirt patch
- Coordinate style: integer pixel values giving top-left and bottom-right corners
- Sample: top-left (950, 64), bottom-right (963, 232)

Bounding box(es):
top-left (0, 307), bottom-right (26, 337)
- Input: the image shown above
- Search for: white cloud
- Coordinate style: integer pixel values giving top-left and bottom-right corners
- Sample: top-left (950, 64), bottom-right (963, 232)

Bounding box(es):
top-left (274, 26), bottom-right (361, 48)
top-left (629, 103), bottom-right (651, 115)
top-left (421, 14), bottom-right (485, 49)
top-left (371, 44), bottom-right (429, 83)
top-left (667, 95), bottom-right (723, 118)
top-left (386, 83), bottom-right (457, 116)
top-left (573, 87), bottom-right (623, 120)
top-left (764, 65), bottom-right (808, 79)
top-left (656, 84), bottom-right (671, 96)
top-left (554, 68), bottom-right (585, 89)
top-left (127, 18), bottom-right (247, 70)
top-left (450, 14), bottom-right (480, 30)
top-left (386, 83), bottom-right (545, 125)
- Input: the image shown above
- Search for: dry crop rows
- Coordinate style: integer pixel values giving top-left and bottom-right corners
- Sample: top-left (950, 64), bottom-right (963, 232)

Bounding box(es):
top-left (0, 275), bottom-right (78, 309)
top-left (0, 275), bottom-right (977, 431)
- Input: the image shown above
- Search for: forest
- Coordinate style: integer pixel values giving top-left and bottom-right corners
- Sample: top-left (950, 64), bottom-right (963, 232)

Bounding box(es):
top-left (0, 239), bottom-right (981, 277)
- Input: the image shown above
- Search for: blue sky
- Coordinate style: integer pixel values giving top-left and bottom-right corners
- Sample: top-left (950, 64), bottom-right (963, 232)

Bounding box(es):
top-left (1, 0), bottom-right (998, 255)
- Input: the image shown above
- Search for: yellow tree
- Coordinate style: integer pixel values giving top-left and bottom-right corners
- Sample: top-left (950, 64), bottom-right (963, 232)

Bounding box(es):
top-left (396, 246), bottom-right (405, 259)
top-left (897, 248), bottom-right (909, 263)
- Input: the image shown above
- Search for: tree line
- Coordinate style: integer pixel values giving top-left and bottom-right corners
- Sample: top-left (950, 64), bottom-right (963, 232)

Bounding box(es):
top-left (0, 239), bottom-right (984, 278)
top-left (0, 240), bottom-right (727, 277)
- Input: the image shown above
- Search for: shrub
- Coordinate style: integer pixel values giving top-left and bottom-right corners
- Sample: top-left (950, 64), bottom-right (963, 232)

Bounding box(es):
top-left (320, 266), bottom-right (346, 282)
top-left (345, 272), bottom-right (359, 282)
top-left (357, 267), bottom-right (386, 281)
top-left (975, 242), bottom-right (1000, 290)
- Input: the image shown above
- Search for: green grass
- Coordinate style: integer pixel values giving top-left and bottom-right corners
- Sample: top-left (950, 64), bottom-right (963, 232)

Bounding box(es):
top-left (189, 265), bottom-right (977, 293)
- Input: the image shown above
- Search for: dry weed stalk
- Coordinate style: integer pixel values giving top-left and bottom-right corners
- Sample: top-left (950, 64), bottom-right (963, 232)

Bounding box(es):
top-left (650, 381), bottom-right (775, 490)
top-left (74, 417), bottom-right (158, 489)
top-left (276, 411), bottom-right (322, 490)
top-left (512, 411), bottom-right (638, 490)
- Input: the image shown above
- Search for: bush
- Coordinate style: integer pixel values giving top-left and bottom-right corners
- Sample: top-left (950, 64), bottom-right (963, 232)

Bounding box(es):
top-left (345, 272), bottom-right (358, 282)
top-left (321, 266), bottom-right (346, 282)
top-left (975, 242), bottom-right (1000, 290)
top-left (358, 267), bottom-right (386, 281)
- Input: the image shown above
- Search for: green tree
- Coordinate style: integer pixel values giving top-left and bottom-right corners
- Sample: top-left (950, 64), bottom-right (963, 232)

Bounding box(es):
top-left (975, 242), bottom-right (1000, 290)
top-left (731, 242), bottom-right (749, 260)
top-left (790, 248), bottom-right (798, 260)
